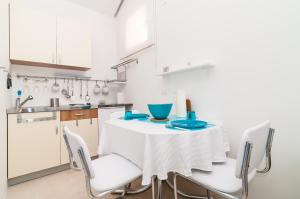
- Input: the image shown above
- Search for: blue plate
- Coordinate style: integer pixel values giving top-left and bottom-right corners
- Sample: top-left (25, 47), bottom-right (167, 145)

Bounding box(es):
top-left (171, 120), bottom-right (208, 129)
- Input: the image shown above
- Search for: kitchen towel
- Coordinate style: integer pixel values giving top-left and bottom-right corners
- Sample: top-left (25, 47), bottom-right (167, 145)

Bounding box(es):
top-left (7, 73), bottom-right (12, 89)
top-left (176, 90), bottom-right (186, 117)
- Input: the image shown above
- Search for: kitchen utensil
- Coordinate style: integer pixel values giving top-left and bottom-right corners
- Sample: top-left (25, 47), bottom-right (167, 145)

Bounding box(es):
top-left (50, 98), bottom-right (59, 107)
top-left (93, 81), bottom-right (101, 95)
top-left (51, 78), bottom-right (60, 92)
top-left (50, 98), bottom-right (54, 107)
top-left (55, 98), bottom-right (60, 107)
top-left (70, 79), bottom-right (75, 101)
top-left (65, 80), bottom-right (71, 99)
top-left (69, 103), bottom-right (85, 107)
top-left (61, 79), bottom-right (68, 96)
top-left (82, 105), bottom-right (91, 109)
top-left (102, 81), bottom-right (109, 95)
top-left (80, 80), bottom-right (83, 99)
top-left (147, 104), bottom-right (173, 120)
top-left (85, 81), bottom-right (90, 102)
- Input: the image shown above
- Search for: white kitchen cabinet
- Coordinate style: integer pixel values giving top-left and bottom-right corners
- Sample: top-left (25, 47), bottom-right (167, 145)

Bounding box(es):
top-left (8, 112), bottom-right (61, 179)
top-left (61, 118), bottom-right (99, 165)
top-left (57, 17), bottom-right (92, 69)
top-left (9, 0), bottom-right (92, 70)
top-left (10, 1), bottom-right (57, 65)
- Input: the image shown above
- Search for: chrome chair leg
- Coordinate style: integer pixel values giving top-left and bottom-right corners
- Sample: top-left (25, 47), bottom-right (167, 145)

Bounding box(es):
top-left (111, 183), bottom-right (152, 195)
top-left (167, 174), bottom-right (208, 199)
top-left (207, 190), bottom-right (214, 199)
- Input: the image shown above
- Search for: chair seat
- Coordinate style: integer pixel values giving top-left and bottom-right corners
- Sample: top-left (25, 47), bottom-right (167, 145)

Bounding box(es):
top-left (189, 158), bottom-right (256, 194)
top-left (90, 154), bottom-right (142, 193)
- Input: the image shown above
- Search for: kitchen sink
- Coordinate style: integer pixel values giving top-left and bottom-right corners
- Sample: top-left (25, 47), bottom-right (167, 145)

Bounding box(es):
top-left (19, 107), bottom-right (35, 113)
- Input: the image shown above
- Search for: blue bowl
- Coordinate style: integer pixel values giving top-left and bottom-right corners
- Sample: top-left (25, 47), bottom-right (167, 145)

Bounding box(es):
top-left (147, 104), bottom-right (173, 120)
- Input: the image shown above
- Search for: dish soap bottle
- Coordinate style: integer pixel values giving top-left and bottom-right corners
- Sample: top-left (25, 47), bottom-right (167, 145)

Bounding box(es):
top-left (16, 90), bottom-right (22, 108)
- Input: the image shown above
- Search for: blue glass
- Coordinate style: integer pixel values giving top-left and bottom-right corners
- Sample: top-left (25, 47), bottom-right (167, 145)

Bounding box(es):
top-left (186, 111), bottom-right (196, 120)
top-left (124, 111), bottom-right (133, 120)
top-left (147, 104), bottom-right (173, 120)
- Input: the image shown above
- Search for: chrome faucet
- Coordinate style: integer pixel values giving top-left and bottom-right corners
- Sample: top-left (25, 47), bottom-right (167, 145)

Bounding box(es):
top-left (17, 95), bottom-right (33, 109)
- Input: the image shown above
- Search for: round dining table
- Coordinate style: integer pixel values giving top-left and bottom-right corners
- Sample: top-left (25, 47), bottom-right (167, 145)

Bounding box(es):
top-left (98, 117), bottom-right (230, 198)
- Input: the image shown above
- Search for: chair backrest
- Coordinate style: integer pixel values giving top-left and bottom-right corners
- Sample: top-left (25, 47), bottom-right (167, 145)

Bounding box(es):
top-left (235, 121), bottom-right (271, 178)
top-left (63, 127), bottom-right (95, 178)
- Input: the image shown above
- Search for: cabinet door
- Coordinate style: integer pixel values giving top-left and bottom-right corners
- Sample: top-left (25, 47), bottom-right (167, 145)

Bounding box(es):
top-left (61, 118), bottom-right (99, 164)
top-left (10, 1), bottom-right (56, 64)
top-left (8, 112), bottom-right (60, 179)
top-left (57, 17), bottom-right (92, 69)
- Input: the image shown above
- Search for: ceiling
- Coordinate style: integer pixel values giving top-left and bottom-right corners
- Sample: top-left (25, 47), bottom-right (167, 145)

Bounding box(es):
top-left (67, 0), bottom-right (121, 16)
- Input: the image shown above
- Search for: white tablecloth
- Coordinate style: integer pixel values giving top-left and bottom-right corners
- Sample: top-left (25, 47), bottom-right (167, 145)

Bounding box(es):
top-left (98, 119), bottom-right (230, 185)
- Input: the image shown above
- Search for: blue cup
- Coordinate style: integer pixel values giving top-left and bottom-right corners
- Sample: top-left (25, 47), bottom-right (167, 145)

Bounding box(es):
top-left (124, 111), bottom-right (133, 120)
top-left (187, 111), bottom-right (196, 120)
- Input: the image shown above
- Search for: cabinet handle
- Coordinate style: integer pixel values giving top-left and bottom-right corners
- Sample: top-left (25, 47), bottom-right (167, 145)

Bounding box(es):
top-left (74, 113), bottom-right (85, 117)
top-left (55, 126), bottom-right (59, 135)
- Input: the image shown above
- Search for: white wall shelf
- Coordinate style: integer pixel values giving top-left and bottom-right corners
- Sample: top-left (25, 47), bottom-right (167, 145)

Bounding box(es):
top-left (158, 63), bottom-right (215, 76)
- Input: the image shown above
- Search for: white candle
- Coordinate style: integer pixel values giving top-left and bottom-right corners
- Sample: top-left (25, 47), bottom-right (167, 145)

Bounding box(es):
top-left (176, 90), bottom-right (186, 117)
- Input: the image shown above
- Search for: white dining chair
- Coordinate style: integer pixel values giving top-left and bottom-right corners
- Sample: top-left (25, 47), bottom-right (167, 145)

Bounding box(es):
top-left (173, 120), bottom-right (275, 199)
top-left (63, 126), bottom-right (143, 199)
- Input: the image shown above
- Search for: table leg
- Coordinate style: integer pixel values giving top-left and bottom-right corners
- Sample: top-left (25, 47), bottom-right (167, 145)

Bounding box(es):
top-left (166, 177), bottom-right (208, 199)
top-left (157, 179), bottom-right (162, 199)
top-left (152, 176), bottom-right (156, 199)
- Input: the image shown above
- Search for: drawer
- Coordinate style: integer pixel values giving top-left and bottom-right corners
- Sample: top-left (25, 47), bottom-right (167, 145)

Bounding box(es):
top-left (60, 109), bottom-right (98, 121)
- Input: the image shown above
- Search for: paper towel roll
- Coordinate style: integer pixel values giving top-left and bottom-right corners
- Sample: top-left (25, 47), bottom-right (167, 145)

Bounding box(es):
top-left (117, 92), bottom-right (125, 104)
top-left (176, 90), bottom-right (186, 117)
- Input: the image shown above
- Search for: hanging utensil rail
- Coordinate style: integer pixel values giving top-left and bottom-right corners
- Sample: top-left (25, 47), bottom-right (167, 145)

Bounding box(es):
top-left (15, 74), bottom-right (124, 84)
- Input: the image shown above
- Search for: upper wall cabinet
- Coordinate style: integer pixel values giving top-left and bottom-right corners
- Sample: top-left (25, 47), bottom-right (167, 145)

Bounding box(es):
top-left (10, 2), bottom-right (57, 66)
top-left (10, 0), bottom-right (92, 71)
top-left (57, 17), bottom-right (92, 69)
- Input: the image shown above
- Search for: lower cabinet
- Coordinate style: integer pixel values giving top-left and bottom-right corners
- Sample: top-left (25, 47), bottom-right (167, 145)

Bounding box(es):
top-left (61, 118), bottom-right (99, 164)
top-left (8, 112), bottom-right (61, 179)
top-left (8, 109), bottom-right (99, 180)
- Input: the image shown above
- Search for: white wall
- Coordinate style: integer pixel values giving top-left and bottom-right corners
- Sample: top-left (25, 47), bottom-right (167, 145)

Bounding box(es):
top-left (0, 0), bottom-right (10, 198)
top-left (10, 0), bottom-right (120, 107)
top-left (124, 0), bottom-right (300, 198)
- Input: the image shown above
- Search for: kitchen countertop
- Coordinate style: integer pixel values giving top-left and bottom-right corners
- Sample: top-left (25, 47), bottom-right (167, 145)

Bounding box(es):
top-left (7, 103), bottom-right (133, 114)
top-left (98, 103), bottom-right (133, 108)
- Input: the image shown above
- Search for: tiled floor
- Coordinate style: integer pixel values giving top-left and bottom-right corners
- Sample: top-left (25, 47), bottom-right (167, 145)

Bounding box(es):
top-left (8, 169), bottom-right (220, 199)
